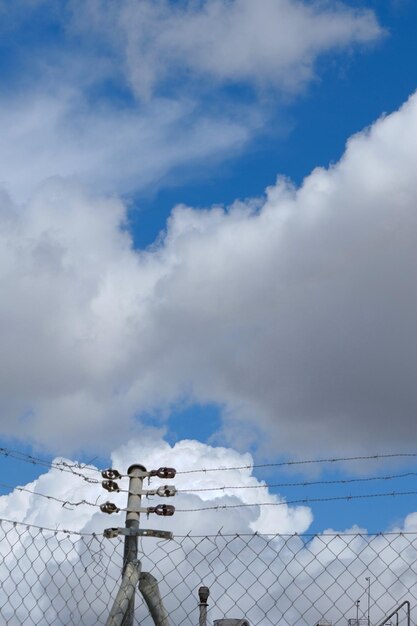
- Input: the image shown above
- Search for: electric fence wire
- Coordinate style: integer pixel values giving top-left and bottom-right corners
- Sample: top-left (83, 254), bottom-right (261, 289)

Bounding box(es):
top-left (176, 452), bottom-right (417, 474)
top-left (0, 447), bottom-right (102, 483)
top-left (177, 471), bottom-right (417, 493)
top-left (3, 505), bottom-right (417, 537)
top-left (176, 490), bottom-right (417, 512)
top-left (0, 480), bottom-right (103, 509)
top-left (2, 475), bottom-right (417, 514)
top-left (0, 516), bottom-right (102, 536)
top-left (2, 446), bottom-right (417, 479)
top-left (2, 486), bottom-right (417, 523)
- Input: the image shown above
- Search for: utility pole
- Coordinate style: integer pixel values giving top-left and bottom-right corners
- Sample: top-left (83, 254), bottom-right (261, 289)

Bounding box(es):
top-left (122, 464), bottom-right (146, 626)
top-left (101, 464), bottom-right (176, 626)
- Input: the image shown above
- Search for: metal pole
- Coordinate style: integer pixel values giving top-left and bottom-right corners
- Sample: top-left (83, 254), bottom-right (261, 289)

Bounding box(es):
top-left (365, 577), bottom-right (371, 626)
top-left (198, 586), bottom-right (210, 626)
top-left (356, 600), bottom-right (360, 625)
top-left (106, 561), bottom-right (141, 626)
top-left (139, 572), bottom-right (170, 626)
top-left (121, 464), bottom-right (147, 626)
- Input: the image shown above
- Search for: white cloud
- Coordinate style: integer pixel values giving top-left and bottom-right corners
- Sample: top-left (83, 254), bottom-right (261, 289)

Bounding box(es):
top-left (2, 92), bottom-right (417, 454)
top-left (0, 437), bottom-right (312, 535)
top-left (0, 91), bottom-right (252, 202)
top-left (69, 0), bottom-right (382, 100)
top-left (0, 0), bottom-right (383, 201)
top-left (0, 438), bottom-right (416, 626)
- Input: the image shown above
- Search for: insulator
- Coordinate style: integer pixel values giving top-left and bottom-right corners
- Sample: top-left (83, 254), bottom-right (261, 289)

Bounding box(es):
top-left (101, 468), bottom-right (122, 480)
top-left (100, 502), bottom-right (120, 514)
top-left (154, 504), bottom-right (175, 516)
top-left (150, 467), bottom-right (176, 479)
top-left (156, 485), bottom-right (177, 497)
top-left (102, 480), bottom-right (120, 492)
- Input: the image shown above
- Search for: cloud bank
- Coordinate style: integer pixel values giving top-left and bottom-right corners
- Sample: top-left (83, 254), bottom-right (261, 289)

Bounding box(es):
top-left (1, 91), bottom-right (417, 454)
top-left (0, 0), bottom-right (382, 200)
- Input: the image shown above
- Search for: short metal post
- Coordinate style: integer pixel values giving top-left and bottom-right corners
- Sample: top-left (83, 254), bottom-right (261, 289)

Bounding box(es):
top-left (122, 464), bottom-right (147, 626)
top-left (198, 586), bottom-right (210, 626)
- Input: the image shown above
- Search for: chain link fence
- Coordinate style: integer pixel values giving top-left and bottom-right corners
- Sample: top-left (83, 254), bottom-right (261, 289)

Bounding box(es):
top-left (0, 520), bottom-right (416, 626)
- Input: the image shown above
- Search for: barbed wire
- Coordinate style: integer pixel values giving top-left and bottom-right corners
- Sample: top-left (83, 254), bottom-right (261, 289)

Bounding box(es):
top-left (178, 471), bottom-right (417, 493)
top-left (0, 447), bottom-right (101, 482)
top-left (1, 515), bottom-right (417, 538)
top-left (176, 490), bottom-right (417, 512)
top-left (2, 446), bottom-right (417, 482)
top-left (0, 480), bottom-right (103, 509)
top-left (176, 452), bottom-right (417, 474)
top-left (0, 516), bottom-right (99, 536)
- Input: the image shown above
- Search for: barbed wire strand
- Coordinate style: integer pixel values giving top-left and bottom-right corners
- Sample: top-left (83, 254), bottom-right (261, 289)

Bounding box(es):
top-left (0, 448), bottom-right (101, 483)
top-left (0, 517), bottom-right (100, 536)
top-left (2, 447), bottom-right (417, 485)
top-left (176, 490), bottom-right (417, 512)
top-left (0, 480), bottom-right (103, 509)
top-left (178, 471), bottom-right (417, 493)
top-left (176, 453), bottom-right (417, 475)
top-left (1, 515), bottom-right (417, 539)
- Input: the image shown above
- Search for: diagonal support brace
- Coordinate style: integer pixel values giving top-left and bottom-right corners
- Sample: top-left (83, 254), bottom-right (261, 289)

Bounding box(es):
top-left (139, 572), bottom-right (170, 626)
top-left (105, 560), bottom-right (141, 626)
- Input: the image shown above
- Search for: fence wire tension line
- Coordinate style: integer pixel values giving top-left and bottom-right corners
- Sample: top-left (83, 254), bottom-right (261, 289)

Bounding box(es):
top-left (0, 459), bottom-right (416, 626)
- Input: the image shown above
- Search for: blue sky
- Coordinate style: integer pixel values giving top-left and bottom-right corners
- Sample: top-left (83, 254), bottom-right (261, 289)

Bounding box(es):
top-left (1, 0), bottom-right (417, 535)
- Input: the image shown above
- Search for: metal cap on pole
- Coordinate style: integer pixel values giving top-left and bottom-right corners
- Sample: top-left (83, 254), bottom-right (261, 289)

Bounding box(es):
top-left (198, 586), bottom-right (210, 626)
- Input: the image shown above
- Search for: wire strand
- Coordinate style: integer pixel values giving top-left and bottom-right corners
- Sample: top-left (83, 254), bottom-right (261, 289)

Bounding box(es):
top-left (0, 448), bottom-right (101, 483)
top-left (176, 453), bottom-right (417, 474)
top-left (0, 480), bottom-right (103, 509)
top-left (0, 517), bottom-right (101, 536)
top-left (178, 471), bottom-right (417, 493)
top-left (176, 490), bottom-right (417, 512)
top-left (1, 515), bottom-right (417, 538)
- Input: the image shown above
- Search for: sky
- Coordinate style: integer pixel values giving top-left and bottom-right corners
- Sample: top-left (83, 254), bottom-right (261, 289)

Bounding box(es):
top-left (1, 0), bottom-right (417, 537)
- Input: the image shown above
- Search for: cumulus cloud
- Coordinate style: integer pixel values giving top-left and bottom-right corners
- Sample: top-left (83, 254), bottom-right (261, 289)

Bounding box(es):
top-left (1, 91), bottom-right (417, 455)
top-left (0, 438), bottom-right (416, 626)
top-left (0, 437), bottom-right (312, 535)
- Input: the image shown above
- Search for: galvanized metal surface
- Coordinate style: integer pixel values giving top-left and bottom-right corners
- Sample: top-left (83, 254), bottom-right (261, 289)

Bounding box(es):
top-left (139, 572), bottom-right (170, 626)
top-left (377, 601), bottom-right (411, 626)
top-left (105, 561), bottom-right (141, 626)
top-left (198, 586), bottom-right (210, 626)
top-left (121, 464), bottom-right (147, 626)
top-left (104, 528), bottom-right (173, 540)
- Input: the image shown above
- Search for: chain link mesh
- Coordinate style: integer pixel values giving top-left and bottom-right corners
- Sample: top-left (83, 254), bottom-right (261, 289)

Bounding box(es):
top-left (0, 520), bottom-right (416, 626)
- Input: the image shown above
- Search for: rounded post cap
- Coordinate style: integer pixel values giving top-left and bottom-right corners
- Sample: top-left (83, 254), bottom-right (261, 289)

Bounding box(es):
top-left (127, 464), bottom-right (147, 475)
top-left (199, 586), bottom-right (210, 603)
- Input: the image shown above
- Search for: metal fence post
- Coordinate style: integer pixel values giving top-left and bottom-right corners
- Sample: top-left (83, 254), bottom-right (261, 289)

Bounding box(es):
top-left (121, 464), bottom-right (147, 626)
top-left (198, 586), bottom-right (210, 626)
